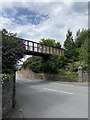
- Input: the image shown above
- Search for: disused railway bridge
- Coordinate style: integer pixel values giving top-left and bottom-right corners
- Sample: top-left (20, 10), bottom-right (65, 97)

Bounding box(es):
top-left (21, 39), bottom-right (64, 56)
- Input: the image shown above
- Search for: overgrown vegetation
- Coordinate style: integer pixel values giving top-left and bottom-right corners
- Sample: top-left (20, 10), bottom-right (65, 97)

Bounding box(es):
top-left (2, 73), bottom-right (14, 82)
top-left (22, 29), bottom-right (90, 80)
top-left (2, 29), bottom-right (25, 74)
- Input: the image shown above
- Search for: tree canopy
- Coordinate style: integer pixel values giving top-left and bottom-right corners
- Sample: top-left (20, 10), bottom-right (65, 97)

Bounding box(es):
top-left (64, 28), bottom-right (89, 70)
top-left (2, 29), bottom-right (25, 73)
top-left (75, 29), bottom-right (88, 48)
top-left (39, 38), bottom-right (61, 48)
top-left (64, 29), bottom-right (77, 62)
top-left (74, 29), bottom-right (90, 70)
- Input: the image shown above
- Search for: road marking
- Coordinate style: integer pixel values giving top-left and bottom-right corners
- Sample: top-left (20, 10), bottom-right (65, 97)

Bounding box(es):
top-left (50, 82), bottom-right (74, 87)
top-left (18, 82), bottom-right (74, 95)
top-left (43, 88), bottom-right (74, 95)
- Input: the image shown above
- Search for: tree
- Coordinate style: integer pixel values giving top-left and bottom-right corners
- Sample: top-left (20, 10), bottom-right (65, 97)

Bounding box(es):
top-left (57, 56), bottom-right (68, 69)
top-left (42, 55), bottom-right (60, 73)
top-left (39, 39), bottom-right (62, 73)
top-left (75, 29), bottom-right (88, 48)
top-left (64, 29), bottom-right (77, 62)
top-left (39, 38), bottom-right (61, 47)
top-left (75, 29), bottom-right (90, 70)
top-left (2, 29), bottom-right (25, 73)
top-left (23, 56), bottom-right (43, 73)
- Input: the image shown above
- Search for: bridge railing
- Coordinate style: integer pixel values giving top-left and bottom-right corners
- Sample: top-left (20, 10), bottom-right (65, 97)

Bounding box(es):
top-left (22, 39), bottom-right (64, 56)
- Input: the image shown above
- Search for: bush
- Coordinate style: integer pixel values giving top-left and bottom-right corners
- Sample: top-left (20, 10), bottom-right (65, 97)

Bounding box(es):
top-left (2, 73), bottom-right (14, 83)
top-left (2, 29), bottom-right (25, 74)
top-left (59, 69), bottom-right (78, 81)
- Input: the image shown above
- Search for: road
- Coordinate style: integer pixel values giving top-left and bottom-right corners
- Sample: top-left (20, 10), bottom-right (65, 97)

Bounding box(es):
top-left (16, 73), bottom-right (88, 118)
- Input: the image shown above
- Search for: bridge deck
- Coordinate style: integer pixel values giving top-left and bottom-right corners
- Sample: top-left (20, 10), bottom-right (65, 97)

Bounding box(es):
top-left (21, 39), bottom-right (64, 56)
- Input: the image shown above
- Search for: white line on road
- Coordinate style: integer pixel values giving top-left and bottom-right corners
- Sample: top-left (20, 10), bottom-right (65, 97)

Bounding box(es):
top-left (43, 88), bottom-right (74, 95)
top-left (50, 82), bottom-right (74, 87)
top-left (18, 82), bottom-right (74, 95)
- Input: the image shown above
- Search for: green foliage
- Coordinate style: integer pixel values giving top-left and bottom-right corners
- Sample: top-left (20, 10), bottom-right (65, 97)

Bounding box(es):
top-left (42, 55), bottom-right (60, 73)
top-left (64, 29), bottom-right (74, 49)
top-left (75, 29), bottom-right (88, 48)
top-left (2, 29), bottom-right (25, 73)
top-left (64, 29), bottom-right (77, 62)
top-left (40, 38), bottom-right (55, 46)
top-left (80, 38), bottom-right (88, 63)
top-left (64, 28), bottom-right (89, 71)
top-left (75, 29), bottom-right (90, 71)
top-left (57, 56), bottom-right (68, 69)
top-left (39, 38), bottom-right (61, 48)
top-left (23, 56), bottom-right (43, 73)
top-left (59, 69), bottom-right (78, 81)
top-left (39, 39), bottom-right (63, 73)
top-left (2, 73), bottom-right (14, 82)
top-left (75, 29), bottom-right (88, 61)
top-left (40, 38), bottom-right (55, 47)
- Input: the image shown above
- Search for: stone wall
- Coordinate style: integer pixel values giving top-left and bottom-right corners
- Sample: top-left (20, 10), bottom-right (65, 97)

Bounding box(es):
top-left (82, 70), bottom-right (90, 82)
top-left (78, 66), bottom-right (90, 82)
top-left (20, 68), bottom-right (76, 82)
top-left (21, 68), bottom-right (90, 82)
top-left (2, 74), bottom-right (15, 118)
top-left (44, 75), bottom-right (76, 82)
top-left (20, 68), bottom-right (44, 80)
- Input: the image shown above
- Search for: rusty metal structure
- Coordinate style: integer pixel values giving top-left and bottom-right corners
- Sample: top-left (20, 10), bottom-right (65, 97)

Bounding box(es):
top-left (21, 39), bottom-right (64, 56)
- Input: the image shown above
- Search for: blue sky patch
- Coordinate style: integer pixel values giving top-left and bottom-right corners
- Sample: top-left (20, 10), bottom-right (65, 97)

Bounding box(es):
top-left (2, 7), bottom-right (49, 25)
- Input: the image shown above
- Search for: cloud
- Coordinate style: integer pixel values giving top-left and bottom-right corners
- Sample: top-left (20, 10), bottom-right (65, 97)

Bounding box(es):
top-left (70, 2), bottom-right (88, 14)
top-left (0, 2), bottom-right (88, 47)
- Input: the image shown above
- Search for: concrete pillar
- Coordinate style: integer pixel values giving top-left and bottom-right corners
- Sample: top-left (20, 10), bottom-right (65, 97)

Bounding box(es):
top-left (78, 66), bottom-right (83, 82)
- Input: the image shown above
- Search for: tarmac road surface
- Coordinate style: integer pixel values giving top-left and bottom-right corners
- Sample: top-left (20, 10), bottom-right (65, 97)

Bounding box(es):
top-left (16, 73), bottom-right (88, 118)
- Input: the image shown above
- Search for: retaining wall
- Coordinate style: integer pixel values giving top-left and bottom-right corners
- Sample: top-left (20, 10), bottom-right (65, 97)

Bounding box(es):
top-left (20, 68), bottom-right (76, 82)
top-left (2, 74), bottom-right (15, 118)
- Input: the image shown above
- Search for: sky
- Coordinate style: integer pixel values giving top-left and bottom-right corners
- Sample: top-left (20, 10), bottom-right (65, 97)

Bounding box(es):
top-left (0, 1), bottom-right (88, 62)
top-left (0, 1), bottom-right (88, 45)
